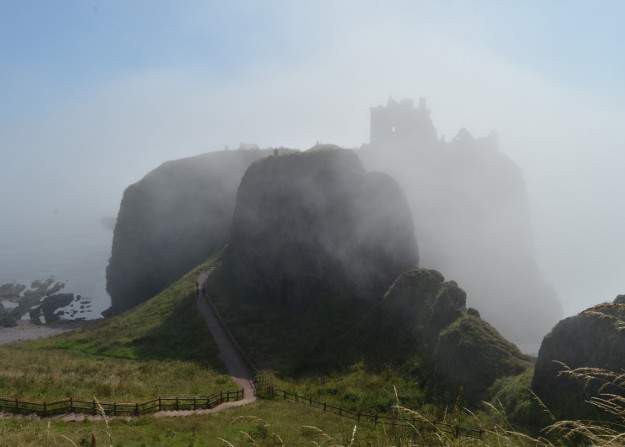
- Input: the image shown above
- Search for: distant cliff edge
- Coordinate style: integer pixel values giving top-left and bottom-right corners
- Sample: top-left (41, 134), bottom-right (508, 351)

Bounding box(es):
top-left (105, 148), bottom-right (292, 314)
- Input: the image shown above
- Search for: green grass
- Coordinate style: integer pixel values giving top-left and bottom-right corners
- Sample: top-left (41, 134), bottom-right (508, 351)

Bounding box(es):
top-left (0, 399), bottom-right (513, 447)
top-left (1, 254), bottom-right (623, 446)
top-left (0, 258), bottom-right (237, 402)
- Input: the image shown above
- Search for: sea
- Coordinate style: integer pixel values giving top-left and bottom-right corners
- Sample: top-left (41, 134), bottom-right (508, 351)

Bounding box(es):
top-left (0, 224), bottom-right (112, 320)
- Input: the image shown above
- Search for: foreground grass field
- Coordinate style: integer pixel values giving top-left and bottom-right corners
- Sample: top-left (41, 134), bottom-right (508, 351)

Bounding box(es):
top-left (0, 398), bottom-right (541, 447)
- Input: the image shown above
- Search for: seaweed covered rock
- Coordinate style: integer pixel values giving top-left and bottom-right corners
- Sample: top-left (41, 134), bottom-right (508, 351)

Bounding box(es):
top-left (226, 147), bottom-right (419, 308)
top-left (106, 149), bottom-right (284, 314)
top-left (383, 269), bottom-right (531, 402)
top-left (532, 296), bottom-right (625, 419)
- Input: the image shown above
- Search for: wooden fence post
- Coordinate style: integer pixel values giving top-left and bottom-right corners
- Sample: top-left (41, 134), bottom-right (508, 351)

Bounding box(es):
top-left (93, 400), bottom-right (96, 415)
top-left (113, 403), bottom-right (117, 416)
top-left (135, 403), bottom-right (139, 416)
top-left (43, 402), bottom-right (47, 418)
top-left (70, 397), bottom-right (73, 414)
top-left (14, 398), bottom-right (18, 414)
top-left (158, 397), bottom-right (162, 412)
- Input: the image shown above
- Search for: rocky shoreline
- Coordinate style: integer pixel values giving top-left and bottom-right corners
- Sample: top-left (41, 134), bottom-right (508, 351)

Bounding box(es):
top-left (0, 278), bottom-right (95, 327)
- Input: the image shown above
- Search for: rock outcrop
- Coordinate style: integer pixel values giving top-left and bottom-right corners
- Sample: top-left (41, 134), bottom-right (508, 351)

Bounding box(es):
top-left (0, 278), bottom-right (79, 326)
top-left (361, 97), bottom-right (561, 349)
top-left (383, 269), bottom-right (531, 402)
top-left (531, 296), bottom-right (625, 418)
top-left (226, 147), bottom-right (419, 308)
top-left (106, 148), bottom-right (288, 314)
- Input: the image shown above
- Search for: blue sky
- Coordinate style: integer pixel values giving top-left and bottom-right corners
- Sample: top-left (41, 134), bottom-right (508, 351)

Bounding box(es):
top-left (1, 0), bottom-right (625, 318)
top-left (3, 1), bottom-right (624, 117)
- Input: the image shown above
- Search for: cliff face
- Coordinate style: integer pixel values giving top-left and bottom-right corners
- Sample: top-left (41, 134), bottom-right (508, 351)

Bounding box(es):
top-left (106, 149), bottom-right (281, 313)
top-left (360, 99), bottom-right (561, 348)
top-left (215, 148), bottom-right (527, 401)
top-left (226, 147), bottom-right (419, 307)
top-left (531, 296), bottom-right (625, 418)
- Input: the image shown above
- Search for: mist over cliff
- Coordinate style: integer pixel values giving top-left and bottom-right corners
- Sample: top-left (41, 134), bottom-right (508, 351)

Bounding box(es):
top-left (106, 149), bottom-right (283, 313)
top-left (226, 147), bottom-right (418, 307)
top-left (360, 97), bottom-right (561, 349)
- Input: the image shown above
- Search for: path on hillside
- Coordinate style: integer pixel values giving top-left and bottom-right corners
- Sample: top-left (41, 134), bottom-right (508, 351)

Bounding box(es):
top-left (0, 270), bottom-right (257, 421)
top-left (191, 270), bottom-right (258, 409)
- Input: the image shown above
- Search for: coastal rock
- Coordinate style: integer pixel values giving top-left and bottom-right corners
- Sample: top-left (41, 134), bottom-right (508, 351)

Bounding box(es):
top-left (106, 148), bottom-right (290, 314)
top-left (531, 295), bottom-right (625, 418)
top-left (226, 147), bottom-right (418, 308)
top-left (0, 303), bottom-right (16, 328)
top-left (0, 279), bottom-right (72, 324)
top-left (41, 294), bottom-right (75, 323)
top-left (383, 269), bottom-right (531, 401)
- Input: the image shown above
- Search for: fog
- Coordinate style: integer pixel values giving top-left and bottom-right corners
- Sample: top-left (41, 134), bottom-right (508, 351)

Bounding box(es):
top-left (1, 2), bottom-right (624, 334)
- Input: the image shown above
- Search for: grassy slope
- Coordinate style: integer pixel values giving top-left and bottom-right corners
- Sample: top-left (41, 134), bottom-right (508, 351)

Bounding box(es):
top-left (0, 255), bottom-right (608, 446)
top-left (0, 259), bottom-right (236, 402)
top-left (207, 262), bottom-right (434, 414)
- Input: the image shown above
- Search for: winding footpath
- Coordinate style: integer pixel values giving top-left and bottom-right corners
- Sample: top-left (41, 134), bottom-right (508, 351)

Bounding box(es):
top-left (118, 269), bottom-right (258, 419)
top-left (193, 271), bottom-right (257, 409)
top-left (152, 269), bottom-right (258, 418)
top-left (0, 270), bottom-right (258, 421)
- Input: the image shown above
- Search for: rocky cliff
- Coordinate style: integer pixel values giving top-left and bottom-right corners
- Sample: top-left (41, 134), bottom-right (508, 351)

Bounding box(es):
top-left (226, 146), bottom-right (419, 307)
top-left (531, 295), bottom-right (625, 419)
top-left (361, 98), bottom-right (561, 349)
top-left (383, 269), bottom-right (531, 402)
top-left (212, 147), bottom-right (529, 402)
top-left (106, 149), bottom-right (286, 313)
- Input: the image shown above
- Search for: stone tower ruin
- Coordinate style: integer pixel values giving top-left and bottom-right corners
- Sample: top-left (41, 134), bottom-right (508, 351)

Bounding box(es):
top-left (370, 97), bottom-right (437, 147)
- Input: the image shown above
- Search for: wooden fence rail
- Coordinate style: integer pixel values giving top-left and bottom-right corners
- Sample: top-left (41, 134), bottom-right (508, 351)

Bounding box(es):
top-left (270, 388), bottom-right (483, 439)
top-left (0, 389), bottom-right (243, 418)
top-left (205, 290), bottom-right (483, 439)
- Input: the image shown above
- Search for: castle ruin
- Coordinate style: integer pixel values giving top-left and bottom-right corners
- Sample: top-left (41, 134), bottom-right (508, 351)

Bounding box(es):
top-left (370, 97), bottom-right (437, 147)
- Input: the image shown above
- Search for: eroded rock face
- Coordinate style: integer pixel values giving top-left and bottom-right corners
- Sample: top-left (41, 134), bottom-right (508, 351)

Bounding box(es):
top-left (383, 269), bottom-right (531, 402)
top-left (531, 296), bottom-right (625, 418)
top-left (226, 147), bottom-right (419, 308)
top-left (106, 149), bottom-right (285, 314)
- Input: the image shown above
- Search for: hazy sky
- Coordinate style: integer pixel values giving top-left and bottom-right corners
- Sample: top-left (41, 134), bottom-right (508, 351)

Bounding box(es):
top-left (1, 1), bottom-right (624, 318)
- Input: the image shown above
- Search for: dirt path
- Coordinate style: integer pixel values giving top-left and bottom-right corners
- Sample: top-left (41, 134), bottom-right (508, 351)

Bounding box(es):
top-left (0, 270), bottom-right (258, 421)
top-left (192, 270), bottom-right (258, 407)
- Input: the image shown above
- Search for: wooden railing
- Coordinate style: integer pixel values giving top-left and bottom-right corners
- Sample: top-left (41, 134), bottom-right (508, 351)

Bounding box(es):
top-left (0, 389), bottom-right (243, 418)
top-left (268, 388), bottom-right (483, 438)
top-left (205, 289), bottom-right (483, 439)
